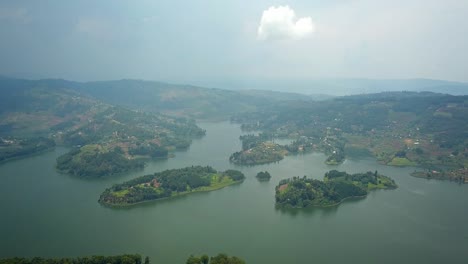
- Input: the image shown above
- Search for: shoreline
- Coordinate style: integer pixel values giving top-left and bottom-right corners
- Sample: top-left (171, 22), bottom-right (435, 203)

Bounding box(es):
top-left (276, 184), bottom-right (397, 209)
top-left (276, 194), bottom-right (368, 209)
top-left (99, 180), bottom-right (243, 208)
top-left (0, 146), bottom-right (56, 165)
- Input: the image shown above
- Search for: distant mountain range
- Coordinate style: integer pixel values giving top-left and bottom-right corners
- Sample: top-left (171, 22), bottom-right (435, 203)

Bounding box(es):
top-left (74, 79), bottom-right (313, 119)
top-left (0, 77), bottom-right (311, 120)
top-left (206, 78), bottom-right (468, 96)
top-left (1, 77), bottom-right (467, 121)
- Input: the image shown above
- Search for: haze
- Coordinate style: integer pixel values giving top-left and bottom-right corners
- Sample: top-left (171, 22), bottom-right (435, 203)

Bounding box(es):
top-left (1, 0), bottom-right (468, 92)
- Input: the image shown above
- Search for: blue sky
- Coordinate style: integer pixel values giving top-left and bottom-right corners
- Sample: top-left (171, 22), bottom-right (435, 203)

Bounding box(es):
top-left (1, 0), bottom-right (467, 85)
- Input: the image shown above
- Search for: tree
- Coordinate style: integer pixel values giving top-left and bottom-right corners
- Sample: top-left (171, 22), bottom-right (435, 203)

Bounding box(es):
top-left (144, 256), bottom-right (150, 264)
top-left (200, 255), bottom-right (209, 264)
top-left (186, 255), bottom-right (201, 264)
top-left (210, 254), bottom-right (245, 264)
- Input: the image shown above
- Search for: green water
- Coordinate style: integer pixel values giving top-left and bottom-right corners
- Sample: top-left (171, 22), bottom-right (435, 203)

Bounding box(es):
top-left (1, 121), bottom-right (467, 264)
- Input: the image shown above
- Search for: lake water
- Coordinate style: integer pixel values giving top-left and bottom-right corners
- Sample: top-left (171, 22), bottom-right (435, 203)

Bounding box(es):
top-left (1, 121), bottom-right (467, 264)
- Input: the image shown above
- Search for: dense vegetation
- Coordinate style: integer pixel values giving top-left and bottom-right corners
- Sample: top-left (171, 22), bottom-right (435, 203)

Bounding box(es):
top-left (186, 254), bottom-right (245, 264)
top-left (0, 79), bottom-right (205, 177)
top-left (255, 171), bottom-right (271, 181)
top-left (2, 78), bottom-right (467, 182)
top-left (0, 255), bottom-right (142, 264)
top-left (0, 254), bottom-right (246, 264)
top-left (275, 170), bottom-right (397, 208)
top-left (56, 145), bottom-right (145, 177)
top-left (229, 134), bottom-right (287, 165)
top-left (0, 137), bottom-right (55, 163)
top-left (233, 92), bottom-right (468, 181)
top-left (99, 166), bottom-right (245, 206)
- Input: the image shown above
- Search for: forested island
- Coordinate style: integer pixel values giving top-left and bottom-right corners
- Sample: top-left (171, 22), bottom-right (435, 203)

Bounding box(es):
top-left (229, 134), bottom-right (288, 165)
top-left (256, 171), bottom-right (271, 181)
top-left (275, 170), bottom-right (397, 208)
top-left (99, 166), bottom-right (245, 206)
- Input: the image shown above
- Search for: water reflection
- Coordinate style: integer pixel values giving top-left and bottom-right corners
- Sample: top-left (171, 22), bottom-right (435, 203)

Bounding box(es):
top-left (274, 196), bottom-right (367, 217)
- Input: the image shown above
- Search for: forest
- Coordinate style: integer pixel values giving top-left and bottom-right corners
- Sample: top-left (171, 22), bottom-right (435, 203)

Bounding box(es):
top-left (0, 255), bottom-right (142, 264)
top-left (0, 253), bottom-right (245, 264)
top-left (56, 146), bottom-right (145, 177)
top-left (275, 170), bottom-right (397, 208)
top-left (229, 134), bottom-right (287, 165)
top-left (186, 254), bottom-right (245, 264)
top-left (256, 171), bottom-right (271, 181)
top-left (99, 166), bottom-right (245, 206)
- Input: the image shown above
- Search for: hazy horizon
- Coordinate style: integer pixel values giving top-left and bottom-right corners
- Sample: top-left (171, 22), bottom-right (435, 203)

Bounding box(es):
top-left (1, 0), bottom-right (468, 90)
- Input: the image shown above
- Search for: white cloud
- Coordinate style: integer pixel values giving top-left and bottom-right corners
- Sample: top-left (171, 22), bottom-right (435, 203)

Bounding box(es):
top-left (257, 5), bottom-right (315, 40)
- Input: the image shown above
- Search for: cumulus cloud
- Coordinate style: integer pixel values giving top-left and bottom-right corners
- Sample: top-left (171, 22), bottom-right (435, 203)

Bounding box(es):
top-left (257, 5), bottom-right (315, 40)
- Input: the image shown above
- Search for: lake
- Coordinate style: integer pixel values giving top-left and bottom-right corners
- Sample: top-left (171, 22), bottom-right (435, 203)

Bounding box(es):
top-left (0, 121), bottom-right (467, 264)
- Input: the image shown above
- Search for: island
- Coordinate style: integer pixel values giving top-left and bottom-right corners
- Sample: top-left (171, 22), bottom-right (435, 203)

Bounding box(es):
top-left (99, 166), bottom-right (245, 207)
top-left (256, 171), bottom-right (271, 181)
top-left (275, 170), bottom-right (397, 208)
top-left (229, 134), bottom-right (288, 165)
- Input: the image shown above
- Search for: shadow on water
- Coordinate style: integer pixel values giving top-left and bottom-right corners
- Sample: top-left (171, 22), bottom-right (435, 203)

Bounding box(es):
top-left (60, 168), bottom-right (145, 183)
top-left (101, 183), bottom-right (245, 211)
top-left (274, 195), bottom-right (367, 217)
top-left (99, 194), bottom-right (192, 211)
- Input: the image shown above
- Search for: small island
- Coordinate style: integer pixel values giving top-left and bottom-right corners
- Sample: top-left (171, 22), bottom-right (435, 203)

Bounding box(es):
top-left (256, 171), bottom-right (271, 181)
top-left (99, 166), bottom-right (245, 207)
top-left (275, 170), bottom-right (397, 208)
top-left (229, 134), bottom-right (288, 165)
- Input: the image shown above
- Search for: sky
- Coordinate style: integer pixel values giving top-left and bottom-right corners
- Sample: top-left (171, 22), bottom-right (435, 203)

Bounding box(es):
top-left (1, 0), bottom-right (468, 86)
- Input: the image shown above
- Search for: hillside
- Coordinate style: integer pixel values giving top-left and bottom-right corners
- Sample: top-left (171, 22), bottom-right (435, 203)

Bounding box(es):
top-left (0, 77), bottom-right (309, 120)
top-left (232, 92), bottom-right (468, 182)
top-left (72, 79), bottom-right (307, 120)
top-left (0, 78), bottom-right (205, 177)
